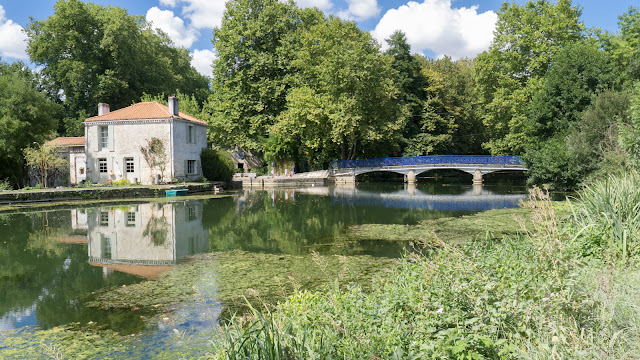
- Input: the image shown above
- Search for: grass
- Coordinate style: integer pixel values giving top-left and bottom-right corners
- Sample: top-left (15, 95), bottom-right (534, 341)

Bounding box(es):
top-left (210, 178), bottom-right (640, 359)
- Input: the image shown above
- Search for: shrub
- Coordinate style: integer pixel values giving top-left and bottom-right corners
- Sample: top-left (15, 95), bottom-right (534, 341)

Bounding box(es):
top-left (568, 172), bottom-right (640, 261)
top-left (0, 178), bottom-right (11, 191)
top-left (111, 179), bottom-right (132, 186)
top-left (201, 149), bottom-right (235, 183)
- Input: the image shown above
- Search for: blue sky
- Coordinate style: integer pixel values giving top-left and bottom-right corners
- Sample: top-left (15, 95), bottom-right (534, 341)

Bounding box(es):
top-left (0, 0), bottom-right (635, 76)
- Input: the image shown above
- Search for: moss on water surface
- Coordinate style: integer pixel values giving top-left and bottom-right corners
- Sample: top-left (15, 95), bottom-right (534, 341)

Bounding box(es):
top-left (345, 207), bottom-right (532, 244)
top-left (87, 251), bottom-right (399, 318)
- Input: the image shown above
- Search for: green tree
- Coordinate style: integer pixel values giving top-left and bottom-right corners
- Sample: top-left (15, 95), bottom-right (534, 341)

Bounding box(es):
top-left (384, 31), bottom-right (426, 153)
top-left (0, 60), bottom-right (62, 186)
top-left (206, 0), bottom-right (321, 152)
top-left (600, 7), bottom-right (640, 84)
top-left (23, 144), bottom-right (69, 188)
top-left (26, 0), bottom-right (209, 131)
top-left (620, 83), bottom-right (640, 167)
top-left (568, 89), bottom-right (631, 177)
top-left (526, 42), bottom-right (619, 139)
top-left (276, 16), bottom-right (403, 168)
top-left (475, 0), bottom-right (585, 154)
top-left (139, 92), bottom-right (203, 120)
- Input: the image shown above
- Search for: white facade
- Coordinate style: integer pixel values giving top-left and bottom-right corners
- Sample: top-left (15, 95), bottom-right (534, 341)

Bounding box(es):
top-left (84, 100), bottom-right (207, 185)
top-left (87, 201), bottom-right (209, 266)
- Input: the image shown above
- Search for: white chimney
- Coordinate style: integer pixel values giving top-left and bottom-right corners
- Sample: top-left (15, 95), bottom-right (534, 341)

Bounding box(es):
top-left (98, 103), bottom-right (110, 116)
top-left (168, 96), bottom-right (179, 116)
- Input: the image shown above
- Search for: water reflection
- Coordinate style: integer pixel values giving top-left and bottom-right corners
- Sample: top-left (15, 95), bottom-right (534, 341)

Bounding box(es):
top-left (329, 185), bottom-right (527, 211)
top-left (88, 201), bottom-right (210, 277)
top-left (0, 201), bottom-right (211, 332)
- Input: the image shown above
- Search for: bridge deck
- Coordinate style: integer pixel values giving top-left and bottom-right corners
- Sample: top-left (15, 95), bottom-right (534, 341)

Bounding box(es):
top-left (330, 155), bottom-right (526, 177)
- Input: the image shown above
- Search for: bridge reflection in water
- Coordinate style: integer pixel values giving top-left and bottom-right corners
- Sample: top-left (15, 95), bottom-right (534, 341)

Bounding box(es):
top-left (327, 185), bottom-right (527, 212)
top-left (86, 201), bottom-right (210, 278)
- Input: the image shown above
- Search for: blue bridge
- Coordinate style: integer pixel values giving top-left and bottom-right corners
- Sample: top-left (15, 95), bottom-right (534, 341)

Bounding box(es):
top-left (329, 155), bottom-right (526, 184)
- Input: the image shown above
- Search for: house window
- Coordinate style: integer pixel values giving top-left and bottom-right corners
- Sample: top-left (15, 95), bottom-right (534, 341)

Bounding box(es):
top-left (126, 211), bottom-right (136, 227)
top-left (125, 158), bottom-right (134, 173)
top-left (100, 126), bottom-right (109, 149)
top-left (98, 158), bottom-right (107, 173)
top-left (188, 206), bottom-right (197, 221)
top-left (187, 160), bottom-right (196, 175)
top-left (99, 211), bottom-right (109, 226)
top-left (101, 234), bottom-right (112, 259)
top-left (187, 126), bottom-right (193, 143)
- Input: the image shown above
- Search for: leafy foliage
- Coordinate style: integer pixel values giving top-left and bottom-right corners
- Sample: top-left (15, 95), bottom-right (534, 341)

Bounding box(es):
top-left (475, 0), bottom-right (585, 154)
top-left (23, 144), bottom-right (69, 188)
top-left (25, 0), bottom-right (209, 124)
top-left (0, 61), bottom-right (62, 187)
top-left (201, 148), bottom-right (235, 183)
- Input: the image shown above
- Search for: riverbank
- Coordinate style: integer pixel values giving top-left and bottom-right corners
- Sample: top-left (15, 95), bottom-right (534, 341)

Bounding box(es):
top-left (212, 176), bottom-right (640, 359)
top-left (0, 182), bottom-right (225, 212)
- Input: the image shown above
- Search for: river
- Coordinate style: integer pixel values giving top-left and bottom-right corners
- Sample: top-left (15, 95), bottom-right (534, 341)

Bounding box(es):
top-left (0, 180), bottom-right (527, 357)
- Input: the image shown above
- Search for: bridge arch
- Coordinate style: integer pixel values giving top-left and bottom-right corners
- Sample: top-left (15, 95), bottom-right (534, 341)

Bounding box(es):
top-left (330, 155), bottom-right (527, 185)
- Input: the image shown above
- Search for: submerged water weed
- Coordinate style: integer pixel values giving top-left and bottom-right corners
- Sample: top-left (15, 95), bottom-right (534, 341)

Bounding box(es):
top-left (568, 172), bottom-right (640, 262)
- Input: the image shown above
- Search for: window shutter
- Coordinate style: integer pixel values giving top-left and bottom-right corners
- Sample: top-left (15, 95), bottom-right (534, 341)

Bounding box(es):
top-left (184, 160), bottom-right (188, 175)
top-left (196, 160), bottom-right (200, 175)
top-left (92, 126), bottom-right (100, 152)
top-left (121, 158), bottom-right (126, 178)
top-left (108, 125), bottom-right (114, 152)
top-left (135, 157), bottom-right (140, 178)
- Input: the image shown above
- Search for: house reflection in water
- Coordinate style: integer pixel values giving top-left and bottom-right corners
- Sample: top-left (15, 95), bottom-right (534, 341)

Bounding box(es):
top-left (87, 201), bottom-right (210, 278)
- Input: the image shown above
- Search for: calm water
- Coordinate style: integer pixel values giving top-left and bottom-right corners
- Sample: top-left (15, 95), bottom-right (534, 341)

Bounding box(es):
top-left (0, 181), bottom-right (526, 353)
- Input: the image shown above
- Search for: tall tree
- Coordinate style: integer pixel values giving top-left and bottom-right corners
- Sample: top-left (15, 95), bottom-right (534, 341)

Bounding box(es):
top-left (206, 0), bottom-right (321, 152)
top-left (475, 0), bottom-right (585, 154)
top-left (26, 0), bottom-right (209, 133)
top-left (0, 60), bottom-right (62, 186)
top-left (600, 7), bottom-right (640, 85)
top-left (274, 16), bottom-right (403, 168)
top-left (384, 31), bottom-right (426, 153)
top-left (526, 42), bottom-right (619, 139)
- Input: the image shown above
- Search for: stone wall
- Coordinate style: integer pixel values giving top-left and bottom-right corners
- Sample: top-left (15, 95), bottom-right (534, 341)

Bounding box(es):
top-left (0, 183), bottom-right (224, 206)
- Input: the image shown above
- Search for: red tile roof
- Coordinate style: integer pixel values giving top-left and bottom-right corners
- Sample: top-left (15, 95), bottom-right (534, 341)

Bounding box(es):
top-left (45, 137), bottom-right (85, 146)
top-left (84, 102), bottom-right (207, 125)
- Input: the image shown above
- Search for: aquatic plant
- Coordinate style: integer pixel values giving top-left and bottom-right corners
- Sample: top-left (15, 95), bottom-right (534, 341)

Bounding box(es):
top-left (568, 172), bottom-right (640, 262)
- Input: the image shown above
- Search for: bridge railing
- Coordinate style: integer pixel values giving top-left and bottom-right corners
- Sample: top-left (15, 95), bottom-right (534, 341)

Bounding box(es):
top-left (330, 155), bottom-right (523, 171)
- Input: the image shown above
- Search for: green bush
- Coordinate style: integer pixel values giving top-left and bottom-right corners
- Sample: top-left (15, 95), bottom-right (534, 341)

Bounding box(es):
top-left (111, 178), bottom-right (132, 186)
top-left (0, 178), bottom-right (11, 191)
top-left (201, 149), bottom-right (235, 183)
top-left (568, 172), bottom-right (640, 261)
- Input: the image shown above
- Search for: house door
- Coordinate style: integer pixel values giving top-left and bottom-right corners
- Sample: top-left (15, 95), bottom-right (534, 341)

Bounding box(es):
top-left (124, 157), bottom-right (138, 183)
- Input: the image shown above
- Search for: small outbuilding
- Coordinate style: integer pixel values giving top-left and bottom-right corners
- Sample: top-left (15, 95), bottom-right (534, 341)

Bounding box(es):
top-left (45, 136), bottom-right (86, 186)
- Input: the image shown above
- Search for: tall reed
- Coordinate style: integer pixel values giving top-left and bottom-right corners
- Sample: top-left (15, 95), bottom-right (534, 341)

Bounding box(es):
top-left (569, 172), bottom-right (640, 261)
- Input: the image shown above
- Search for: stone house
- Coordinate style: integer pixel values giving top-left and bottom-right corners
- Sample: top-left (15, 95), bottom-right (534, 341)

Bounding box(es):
top-left (84, 96), bottom-right (207, 185)
top-left (44, 136), bottom-right (86, 186)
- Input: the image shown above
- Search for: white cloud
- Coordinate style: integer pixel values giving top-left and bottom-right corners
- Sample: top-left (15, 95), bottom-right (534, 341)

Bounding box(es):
top-left (191, 49), bottom-right (216, 77)
top-left (345, 0), bottom-right (380, 20)
top-left (166, 0), bottom-right (228, 30)
top-left (0, 6), bottom-right (28, 60)
top-left (371, 0), bottom-right (497, 59)
top-left (159, 0), bottom-right (178, 6)
top-left (146, 7), bottom-right (199, 48)
top-left (294, 0), bottom-right (334, 11)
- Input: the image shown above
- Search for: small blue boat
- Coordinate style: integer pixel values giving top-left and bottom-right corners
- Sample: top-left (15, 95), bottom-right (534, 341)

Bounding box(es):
top-left (166, 188), bottom-right (188, 197)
